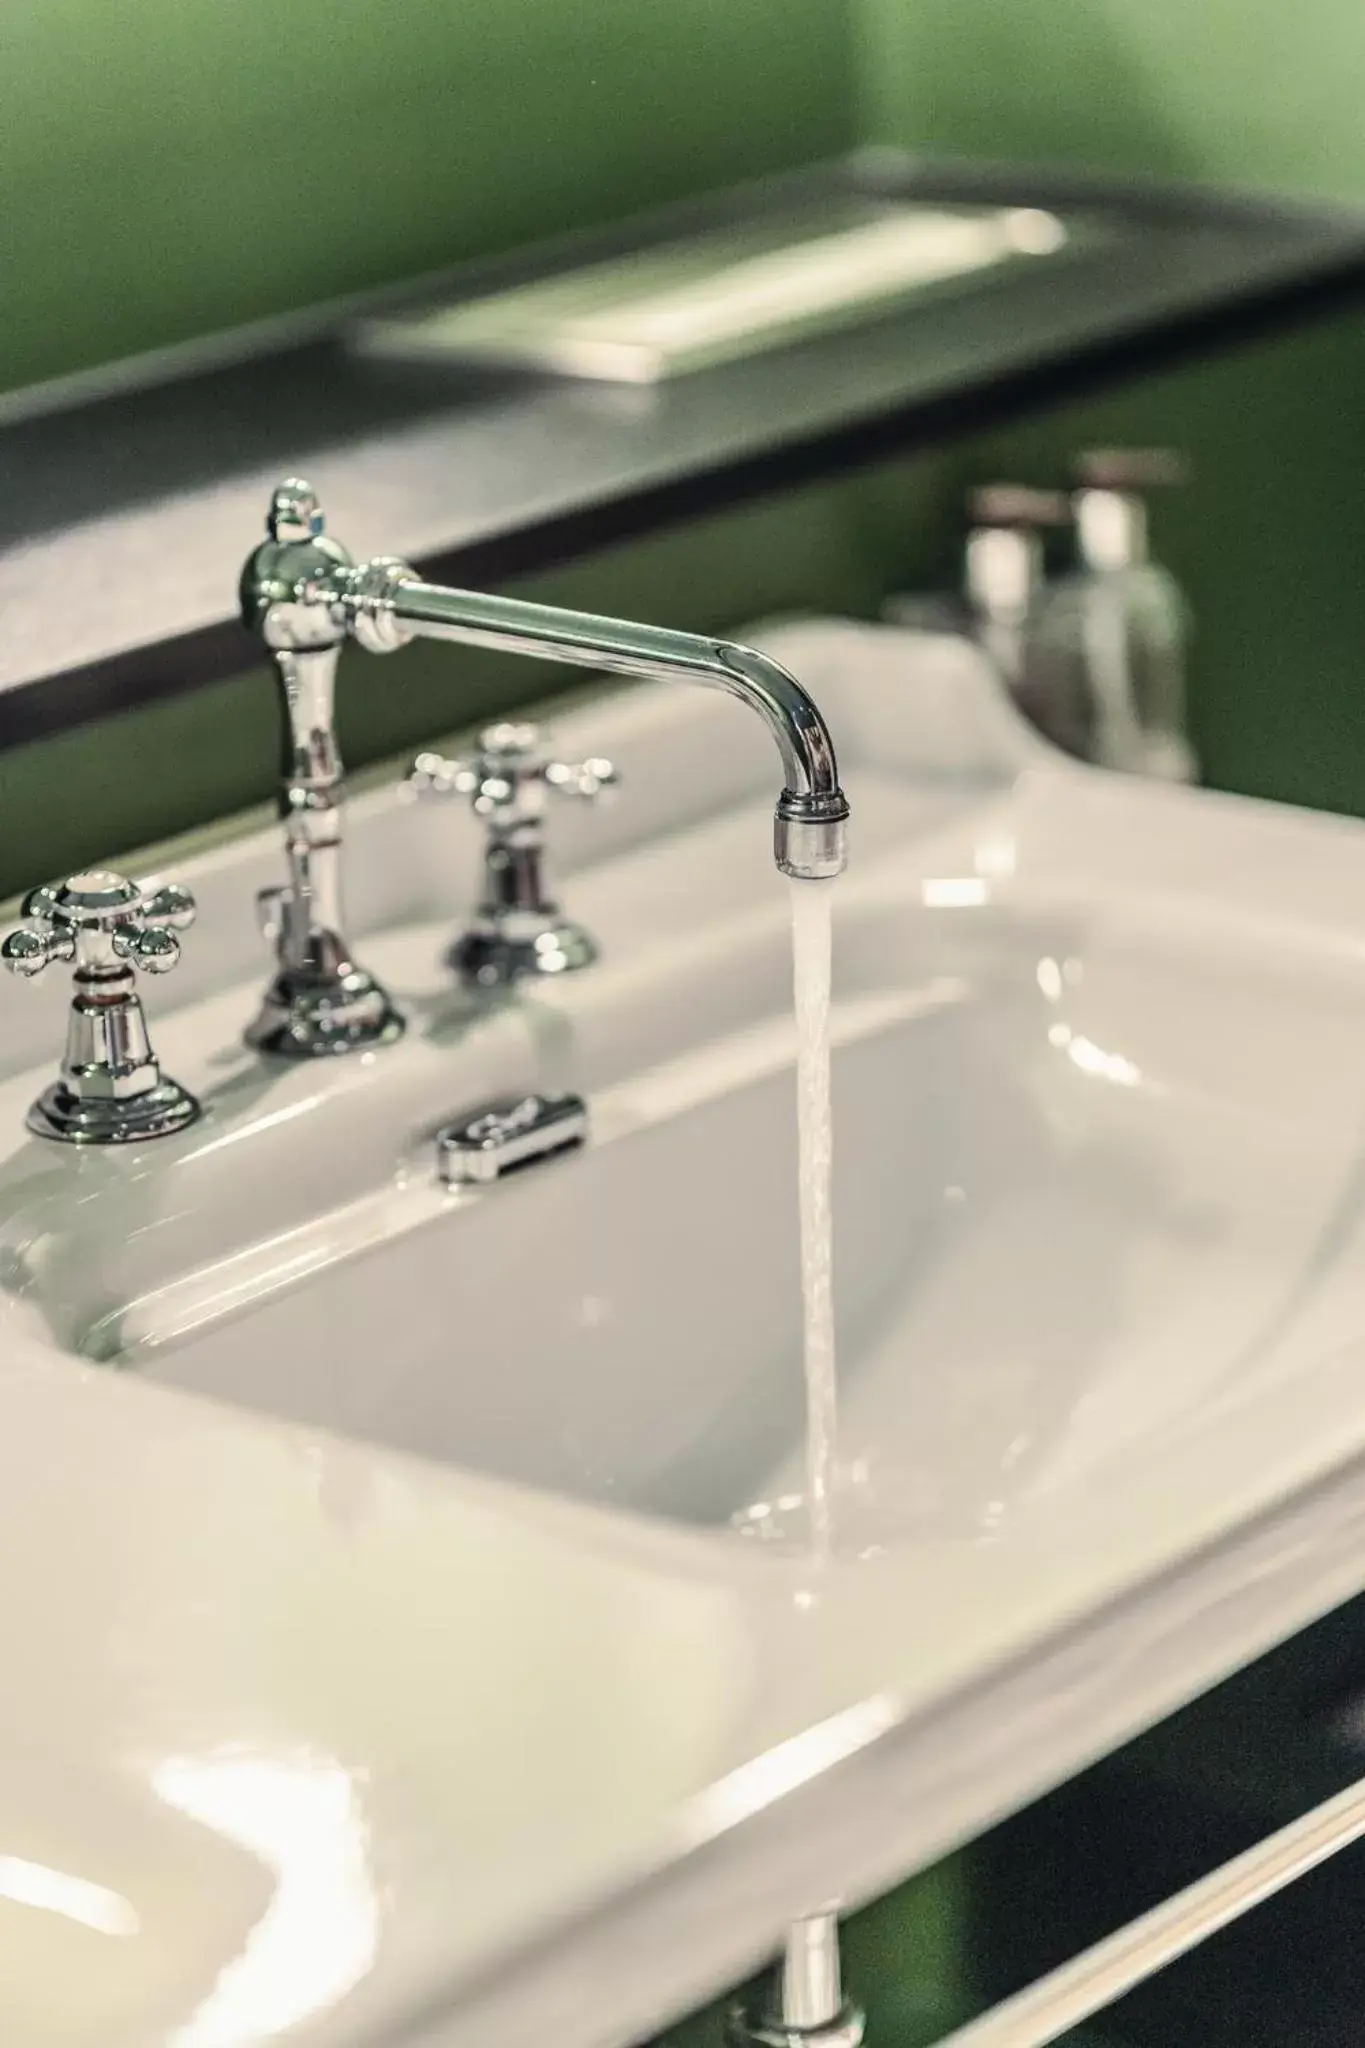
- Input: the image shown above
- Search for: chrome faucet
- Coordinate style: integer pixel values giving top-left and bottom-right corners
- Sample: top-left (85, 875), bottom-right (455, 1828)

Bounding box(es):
top-left (407, 721), bottom-right (616, 985)
top-left (2, 869), bottom-right (200, 1143)
top-left (239, 481), bottom-right (406, 1058)
top-left (240, 479), bottom-right (849, 1048)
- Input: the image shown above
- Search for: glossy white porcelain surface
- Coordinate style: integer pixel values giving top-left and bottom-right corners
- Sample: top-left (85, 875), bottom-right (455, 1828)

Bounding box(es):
top-left (7, 622), bottom-right (1365, 2048)
top-left (80, 882), bottom-right (1365, 1553)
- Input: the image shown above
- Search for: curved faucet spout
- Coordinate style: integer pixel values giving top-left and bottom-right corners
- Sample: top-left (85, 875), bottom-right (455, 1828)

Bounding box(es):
top-left (344, 560), bottom-right (850, 880)
top-left (239, 477), bottom-right (850, 1045)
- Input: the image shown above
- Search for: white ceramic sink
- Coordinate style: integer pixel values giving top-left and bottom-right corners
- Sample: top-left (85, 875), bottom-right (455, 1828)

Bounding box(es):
top-left (68, 876), bottom-right (1365, 1552)
top-left (9, 621), bottom-right (1365, 2048)
top-left (89, 908), bottom-right (1005, 1528)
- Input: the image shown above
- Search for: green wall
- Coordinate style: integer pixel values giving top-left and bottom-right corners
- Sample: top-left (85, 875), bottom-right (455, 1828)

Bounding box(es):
top-left (9, 0), bottom-right (1365, 872)
top-left (0, 0), bottom-right (853, 394)
top-left (10, 301), bottom-right (1362, 902)
top-left (854, 0), bottom-right (1365, 201)
top-left (847, 0), bottom-right (1365, 820)
top-left (913, 313), bottom-right (1365, 819)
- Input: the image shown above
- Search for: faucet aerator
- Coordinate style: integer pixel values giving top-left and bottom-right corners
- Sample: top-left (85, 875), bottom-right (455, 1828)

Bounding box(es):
top-left (775, 794), bottom-right (850, 881)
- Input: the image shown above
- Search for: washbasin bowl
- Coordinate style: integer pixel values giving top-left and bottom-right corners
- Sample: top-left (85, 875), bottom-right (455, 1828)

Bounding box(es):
top-left (36, 858), bottom-right (1365, 1547)
top-left (4, 611), bottom-right (1365, 1559)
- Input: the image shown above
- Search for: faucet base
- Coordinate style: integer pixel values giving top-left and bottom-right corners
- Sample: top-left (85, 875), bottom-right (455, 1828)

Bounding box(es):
top-left (727, 2003), bottom-right (865, 2048)
top-left (26, 1075), bottom-right (201, 1146)
top-left (246, 966), bottom-right (405, 1059)
top-left (447, 917), bottom-right (598, 989)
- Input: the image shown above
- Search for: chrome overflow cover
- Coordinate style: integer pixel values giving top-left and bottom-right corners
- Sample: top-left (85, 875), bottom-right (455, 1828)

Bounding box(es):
top-left (436, 1093), bottom-right (588, 1186)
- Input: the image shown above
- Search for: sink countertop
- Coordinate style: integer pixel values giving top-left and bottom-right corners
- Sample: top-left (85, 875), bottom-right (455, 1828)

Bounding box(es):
top-left (5, 624), bottom-right (1365, 2047)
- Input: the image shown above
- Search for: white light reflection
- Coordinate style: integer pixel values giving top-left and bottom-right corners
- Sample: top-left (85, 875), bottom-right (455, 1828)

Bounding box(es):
top-left (973, 836), bottom-right (1017, 878)
top-left (1048, 1022), bottom-right (1141, 1088)
top-left (922, 877), bottom-right (989, 909)
top-left (1069, 1036), bottom-right (1141, 1087)
top-left (1004, 207), bottom-right (1068, 256)
top-left (180, 1092), bottom-right (330, 1164)
top-left (1036, 957), bottom-right (1063, 1002)
top-left (0, 1855), bottom-right (139, 1936)
top-left (156, 1751), bottom-right (379, 2048)
top-left (686, 1698), bottom-right (897, 1842)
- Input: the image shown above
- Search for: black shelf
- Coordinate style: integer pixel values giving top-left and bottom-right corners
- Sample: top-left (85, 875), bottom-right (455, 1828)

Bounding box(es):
top-left (5, 151), bottom-right (1365, 750)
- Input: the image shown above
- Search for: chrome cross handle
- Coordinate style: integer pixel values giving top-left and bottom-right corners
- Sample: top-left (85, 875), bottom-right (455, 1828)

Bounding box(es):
top-left (407, 723), bottom-right (618, 987)
top-left (408, 723), bottom-right (617, 823)
top-left (4, 872), bottom-right (194, 979)
top-left (2, 870), bottom-right (200, 1143)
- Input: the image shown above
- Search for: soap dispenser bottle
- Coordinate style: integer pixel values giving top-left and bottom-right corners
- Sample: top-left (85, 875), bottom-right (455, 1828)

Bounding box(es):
top-left (1028, 448), bottom-right (1198, 781)
top-left (962, 482), bottom-right (1070, 702)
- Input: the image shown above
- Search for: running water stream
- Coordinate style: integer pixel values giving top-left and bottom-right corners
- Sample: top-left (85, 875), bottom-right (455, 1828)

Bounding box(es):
top-left (729, 874), bottom-right (841, 1556)
top-left (733, 892), bottom-right (852, 2048)
top-left (790, 876), bottom-right (837, 1561)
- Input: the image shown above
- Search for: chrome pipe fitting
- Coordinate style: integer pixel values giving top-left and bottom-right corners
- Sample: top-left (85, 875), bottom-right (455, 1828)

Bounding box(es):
top-left (730, 1915), bottom-right (865, 2048)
